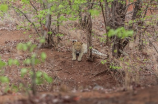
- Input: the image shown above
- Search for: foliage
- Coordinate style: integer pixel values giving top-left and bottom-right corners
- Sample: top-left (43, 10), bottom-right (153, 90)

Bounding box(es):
top-left (0, 4), bottom-right (8, 16)
top-left (105, 27), bottom-right (134, 39)
top-left (0, 40), bottom-right (52, 94)
top-left (0, 0), bottom-right (157, 93)
top-left (16, 41), bottom-right (53, 83)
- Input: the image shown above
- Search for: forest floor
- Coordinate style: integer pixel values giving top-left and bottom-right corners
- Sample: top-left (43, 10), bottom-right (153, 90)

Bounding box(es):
top-left (0, 30), bottom-right (157, 104)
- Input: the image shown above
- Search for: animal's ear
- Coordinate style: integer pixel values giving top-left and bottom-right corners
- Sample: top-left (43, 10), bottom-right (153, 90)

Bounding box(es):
top-left (72, 40), bottom-right (76, 44)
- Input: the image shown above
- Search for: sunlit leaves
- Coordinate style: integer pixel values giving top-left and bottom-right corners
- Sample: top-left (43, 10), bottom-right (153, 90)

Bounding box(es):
top-left (17, 43), bottom-right (27, 51)
top-left (40, 38), bottom-right (45, 43)
top-left (21, 0), bottom-right (29, 4)
top-left (59, 15), bottom-right (68, 21)
top-left (35, 71), bottom-right (53, 84)
top-left (0, 60), bottom-right (6, 69)
top-left (17, 42), bottom-right (37, 52)
top-left (0, 4), bottom-right (8, 16)
top-left (30, 44), bottom-right (36, 52)
top-left (0, 76), bottom-right (9, 83)
top-left (41, 52), bottom-right (47, 61)
top-left (0, 4), bottom-right (8, 12)
top-left (101, 60), bottom-right (107, 64)
top-left (89, 9), bottom-right (100, 16)
top-left (106, 27), bottom-right (134, 38)
top-left (74, 0), bottom-right (86, 4)
top-left (56, 33), bottom-right (64, 37)
top-left (24, 58), bottom-right (31, 65)
top-left (107, 0), bottom-right (114, 2)
top-left (36, 71), bottom-right (42, 77)
top-left (43, 73), bottom-right (53, 83)
top-left (59, 4), bottom-right (64, 9)
top-left (8, 59), bottom-right (19, 66)
top-left (21, 68), bottom-right (28, 77)
top-left (68, 16), bottom-right (78, 21)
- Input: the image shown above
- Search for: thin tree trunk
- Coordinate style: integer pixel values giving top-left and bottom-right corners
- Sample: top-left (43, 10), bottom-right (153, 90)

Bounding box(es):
top-left (57, 13), bottom-right (60, 44)
top-left (86, 14), bottom-right (93, 61)
top-left (86, 0), bottom-right (93, 61)
top-left (110, 0), bottom-right (126, 58)
top-left (104, 0), bottom-right (111, 44)
top-left (39, 3), bottom-right (55, 48)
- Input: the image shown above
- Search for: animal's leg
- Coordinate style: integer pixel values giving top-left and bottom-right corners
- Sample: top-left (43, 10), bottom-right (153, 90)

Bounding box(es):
top-left (78, 52), bottom-right (83, 61)
top-left (72, 52), bottom-right (76, 60)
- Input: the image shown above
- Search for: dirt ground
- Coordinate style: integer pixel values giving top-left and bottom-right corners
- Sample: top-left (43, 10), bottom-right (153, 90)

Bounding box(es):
top-left (0, 30), bottom-right (158, 104)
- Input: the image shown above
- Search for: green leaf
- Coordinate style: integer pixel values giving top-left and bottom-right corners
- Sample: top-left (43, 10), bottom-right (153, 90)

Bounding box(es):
top-left (59, 15), bottom-right (68, 21)
top-left (89, 9), bottom-right (100, 16)
top-left (114, 49), bottom-right (117, 53)
top-left (36, 71), bottom-right (42, 77)
top-left (17, 43), bottom-right (23, 50)
top-left (43, 73), bottom-right (53, 83)
top-left (21, 0), bottom-right (29, 4)
top-left (35, 78), bottom-right (43, 84)
top-left (11, 85), bottom-right (18, 92)
top-left (8, 59), bottom-right (13, 66)
top-left (0, 76), bottom-right (9, 83)
top-left (19, 83), bottom-right (23, 89)
top-left (0, 4), bottom-right (8, 12)
top-left (29, 71), bottom-right (33, 76)
top-left (30, 44), bottom-right (36, 52)
top-left (26, 41), bottom-right (32, 46)
top-left (89, 47), bottom-right (92, 49)
top-left (13, 59), bottom-right (20, 66)
top-left (0, 60), bottom-right (6, 68)
top-left (24, 58), bottom-right (31, 65)
top-left (22, 44), bottom-right (28, 51)
top-left (59, 4), bottom-right (64, 9)
top-left (8, 59), bottom-right (19, 66)
top-left (34, 59), bottom-right (40, 65)
top-left (56, 34), bottom-right (64, 37)
top-left (101, 60), bottom-right (107, 64)
top-left (31, 53), bottom-right (36, 58)
top-left (40, 38), bottom-right (45, 43)
top-left (41, 52), bottom-right (47, 61)
top-left (29, 35), bottom-right (32, 38)
top-left (21, 68), bottom-right (28, 77)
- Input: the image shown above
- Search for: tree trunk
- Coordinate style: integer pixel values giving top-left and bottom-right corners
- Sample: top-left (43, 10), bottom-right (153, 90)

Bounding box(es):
top-left (86, 0), bottom-right (93, 61)
top-left (56, 13), bottom-right (60, 44)
top-left (86, 14), bottom-right (93, 61)
top-left (104, 0), bottom-right (111, 44)
top-left (130, 0), bottom-right (143, 50)
top-left (40, 3), bottom-right (55, 48)
top-left (110, 0), bottom-right (126, 58)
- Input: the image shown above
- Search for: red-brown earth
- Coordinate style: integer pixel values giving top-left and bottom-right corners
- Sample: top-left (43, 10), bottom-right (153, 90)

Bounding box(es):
top-left (0, 30), bottom-right (158, 104)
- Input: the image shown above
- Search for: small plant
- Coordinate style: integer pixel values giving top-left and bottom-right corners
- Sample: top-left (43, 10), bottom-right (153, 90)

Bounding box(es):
top-left (101, 60), bottom-right (107, 64)
top-left (110, 63), bottom-right (122, 70)
top-left (0, 38), bottom-right (53, 95)
top-left (16, 40), bottom-right (53, 95)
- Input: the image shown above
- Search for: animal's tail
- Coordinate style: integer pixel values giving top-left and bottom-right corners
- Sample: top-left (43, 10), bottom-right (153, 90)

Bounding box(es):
top-left (92, 48), bottom-right (107, 57)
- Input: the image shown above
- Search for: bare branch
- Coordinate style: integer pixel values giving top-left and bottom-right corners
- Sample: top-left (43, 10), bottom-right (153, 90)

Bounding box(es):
top-left (11, 6), bottom-right (40, 36)
top-left (29, 0), bottom-right (44, 34)
top-left (143, 0), bottom-right (154, 18)
top-left (125, 1), bottom-right (136, 14)
top-left (29, 0), bottom-right (38, 14)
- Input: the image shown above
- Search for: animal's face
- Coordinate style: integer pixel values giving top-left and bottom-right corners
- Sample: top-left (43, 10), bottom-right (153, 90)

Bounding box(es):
top-left (73, 41), bottom-right (83, 54)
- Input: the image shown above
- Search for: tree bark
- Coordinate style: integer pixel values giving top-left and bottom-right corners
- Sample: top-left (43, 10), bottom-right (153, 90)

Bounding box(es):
top-left (111, 0), bottom-right (126, 58)
top-left (86, 0), bottom-right (93, 61)
top-left (86, 14), bottom-right (93, 61)
top-left (39, 3), bottom-right (55, 48)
